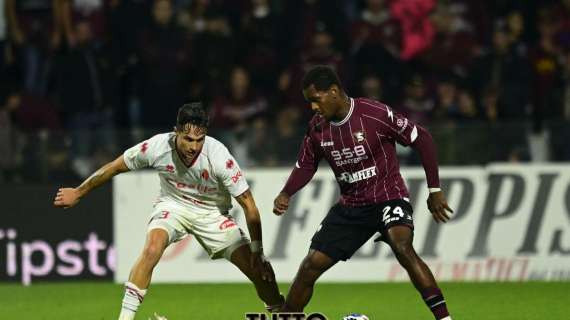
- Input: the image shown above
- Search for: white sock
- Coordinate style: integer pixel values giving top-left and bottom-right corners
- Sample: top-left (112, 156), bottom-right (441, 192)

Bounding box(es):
top-left (119, 281), bottom-right (147, 320)
top-left (441, 317), bottom-right (452, 320)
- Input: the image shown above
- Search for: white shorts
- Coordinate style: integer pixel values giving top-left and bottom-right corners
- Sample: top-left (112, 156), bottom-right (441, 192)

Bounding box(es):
top-left (147, 201), bottom-right (249, 260)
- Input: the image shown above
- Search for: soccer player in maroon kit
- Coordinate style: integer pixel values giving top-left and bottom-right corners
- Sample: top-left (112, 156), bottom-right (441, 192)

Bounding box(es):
top-left (273, 65), bottom-right (453, 320)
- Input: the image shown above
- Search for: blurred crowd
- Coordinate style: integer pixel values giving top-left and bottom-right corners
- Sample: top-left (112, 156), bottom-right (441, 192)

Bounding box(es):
top-left (1, 0), bottom-right (570, 182)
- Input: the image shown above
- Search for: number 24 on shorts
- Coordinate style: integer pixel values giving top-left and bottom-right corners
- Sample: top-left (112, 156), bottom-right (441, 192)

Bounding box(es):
top-left (381, 205), bottom-right (405, 223)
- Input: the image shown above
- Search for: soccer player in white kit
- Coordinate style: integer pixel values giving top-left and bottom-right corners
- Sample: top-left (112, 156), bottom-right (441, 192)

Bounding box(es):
top-left (53, 102), bottom-right (284, 319)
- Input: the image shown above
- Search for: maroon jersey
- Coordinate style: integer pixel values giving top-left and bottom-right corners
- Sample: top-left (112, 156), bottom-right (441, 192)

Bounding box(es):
top-left (283, 97), bottom-right (439, 206)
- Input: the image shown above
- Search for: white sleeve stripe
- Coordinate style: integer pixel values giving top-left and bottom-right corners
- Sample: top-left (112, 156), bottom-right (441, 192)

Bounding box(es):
top-left (410, 126), bottom-right (418, 143)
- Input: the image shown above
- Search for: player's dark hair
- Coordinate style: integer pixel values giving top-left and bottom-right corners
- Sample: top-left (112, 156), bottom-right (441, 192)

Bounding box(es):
top-left (176, 102), bottom-right (209, 130)
top-left (302, 65), bottom-right (343, 91)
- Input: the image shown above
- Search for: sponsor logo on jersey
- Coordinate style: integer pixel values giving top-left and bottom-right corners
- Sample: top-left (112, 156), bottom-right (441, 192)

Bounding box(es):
top-left (219, 218), bottom-right (237, 230)
top-left (353, 131), bottom-right (366, 143)
top-left (182, 195), bottom-right (206, 205)
top-left (226, 159), bottom-right (234, 169)
top-left (167, 178), bottom-right (217, 193)
top-left (201, 169), bottom-right (209, 180)
top-left (165, 164), bottom-right (175, 173)
top-left (337, 166), bottom-right (377, 184)
top-left (320, 141), bottom-right (334, 147)
top-left (231, 170), bottom-right (242, 183)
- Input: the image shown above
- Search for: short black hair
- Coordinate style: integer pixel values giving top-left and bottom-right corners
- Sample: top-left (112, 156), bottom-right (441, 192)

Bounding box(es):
top-left (302, 65), bottom-right (343, 91)
top-left (176, 102), bottom-right (209, 130)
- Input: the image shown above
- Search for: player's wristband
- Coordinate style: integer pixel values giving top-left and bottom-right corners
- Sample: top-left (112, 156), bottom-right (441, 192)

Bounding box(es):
top-left (428, 187), bottom-right (441, 194)
top-left (250, 240), bottom-right (263, 253)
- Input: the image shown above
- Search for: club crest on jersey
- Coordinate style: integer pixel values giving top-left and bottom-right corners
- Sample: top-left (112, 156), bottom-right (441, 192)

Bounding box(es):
top-left (226, 159), bottom-right (234, 169)
top-left (141, 142), bottom-right (149, 153)
top-left (201, 169), bottom-right (209, 180)
top-left (165, 164), bottom-right (175, 173)
top-left (353, 131), bottom-right (366, 143)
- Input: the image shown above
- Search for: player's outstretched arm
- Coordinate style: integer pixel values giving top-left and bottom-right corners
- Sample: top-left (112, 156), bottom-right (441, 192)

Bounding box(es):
top-left (410, 125), bottom-right (454, 223)
top-left (235, 189), bottom-right (275, 282)
top-left (53, 155), bottom-right (130, 209)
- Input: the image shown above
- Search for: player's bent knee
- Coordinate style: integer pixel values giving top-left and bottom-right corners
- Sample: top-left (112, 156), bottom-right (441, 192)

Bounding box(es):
top-left (392, 242), bottom-right (416, 259)
top-left (299, 258), bottom-right (326, 280)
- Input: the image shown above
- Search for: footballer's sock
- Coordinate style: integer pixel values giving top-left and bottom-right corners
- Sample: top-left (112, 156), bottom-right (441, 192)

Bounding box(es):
top-left (119, 281), bottom-right (147, 320)
top-left (421, 287), bottom-right (450, 320)
top-left (265, 294), bottom-right (286, 313)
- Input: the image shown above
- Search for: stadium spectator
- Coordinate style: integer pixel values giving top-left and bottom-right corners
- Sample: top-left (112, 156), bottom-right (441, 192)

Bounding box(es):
top-left (358, 73), bottom-right (383, 101)
top-left (0, 0), bottom-right (8, 70)
top-left (281, 29), bottom-right (346, 107)
top-left (60, 0), bottom-right (109, 47)
top-left (53, 20), bottom-right (115, 178)
top-left (279, 0), bottom-right (348, 65)
top-left (210, 65), bottom-right (267, 155)
top-left (469, 23), bottom-right (531, 120)
top-left (391, 0), bottom-right (436, 60)
top-left (551, 47), bottom-right (570, 160)
top-left (421, 4), bottom-right (478, 77)
top-left (432, 77), bottom-right (459, 123)
top-left (237, 0), bottom-right (280, 94)
top-left (552, 0), bottom-right (570, 48)
top-left (5, 0), bottom-right (63, 94)
top-left (137, 0), bottom-right (189, 130)
top-left (191, 10), bottom-right (235, 94)
top-left (563, 48), bottom-right (570, 121)
top-left (349, 0), bottom-right (404, 102)
top-left (529, 11), bottom-right (565, 131)
top-left (106, 0), bottom-right (151, 131)
top-left (0, 87), bottom-right (23, 182)
top-left (267, 106), bottom-right (303, 166)
top-left (505, 10), bottom-right (528, 57)
top-left (397, 74), bottom-right (435, 126)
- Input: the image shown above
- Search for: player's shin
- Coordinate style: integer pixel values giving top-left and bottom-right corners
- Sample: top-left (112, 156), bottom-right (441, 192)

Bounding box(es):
top-left (250, 273), bottom-right (284, 310)
top-left (118, 281), bottom-right (147, 320)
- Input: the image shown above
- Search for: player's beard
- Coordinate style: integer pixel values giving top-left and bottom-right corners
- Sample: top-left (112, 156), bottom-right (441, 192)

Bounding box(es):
top-left (186, 151), bottom-right (197, 162)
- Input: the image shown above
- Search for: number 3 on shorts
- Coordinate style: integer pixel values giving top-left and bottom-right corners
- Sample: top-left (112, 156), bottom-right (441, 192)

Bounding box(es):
top-left (382, 206), bottom-right (404, 222)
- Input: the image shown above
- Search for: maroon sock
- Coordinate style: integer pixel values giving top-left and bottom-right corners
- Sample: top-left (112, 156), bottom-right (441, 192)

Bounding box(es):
top-left (421, 287), bottom-right (449, 319)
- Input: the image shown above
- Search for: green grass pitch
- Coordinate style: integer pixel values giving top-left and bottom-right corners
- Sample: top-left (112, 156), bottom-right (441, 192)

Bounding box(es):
top-left (0, 282), bottom-right (568, 319)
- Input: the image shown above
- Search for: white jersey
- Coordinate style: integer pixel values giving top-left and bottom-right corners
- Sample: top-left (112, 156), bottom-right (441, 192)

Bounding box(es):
top-left (123, 133), bottom-right (249, 214)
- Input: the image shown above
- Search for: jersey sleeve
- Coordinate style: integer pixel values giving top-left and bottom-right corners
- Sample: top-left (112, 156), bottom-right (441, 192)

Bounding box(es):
top-left (282, 130), bottom-right (322, 196)
top-left (378, 105), bottom-right (419, 146)
top-left (123, 135), bottom-right (161, 170)
top-left (383, 107), bottom-right (440, 187)
top-left (212, 147), bottom-right (250, 197)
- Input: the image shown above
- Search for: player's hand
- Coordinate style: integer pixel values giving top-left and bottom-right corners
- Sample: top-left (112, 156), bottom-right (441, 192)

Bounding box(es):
top-left (427, 191), bottom-right (453, 223)
top-left (250, 252), bottom-right (276, 282)
top-left (273, 192), bottom-right (290, 216)
top-left (53, 188), bottom-right (81, 209)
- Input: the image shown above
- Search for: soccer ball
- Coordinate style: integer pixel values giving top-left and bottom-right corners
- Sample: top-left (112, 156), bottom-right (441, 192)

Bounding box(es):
top-left (148, 312), bottom-right (168, 320)
top-left (343, 313), bottom-right (369, 320)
